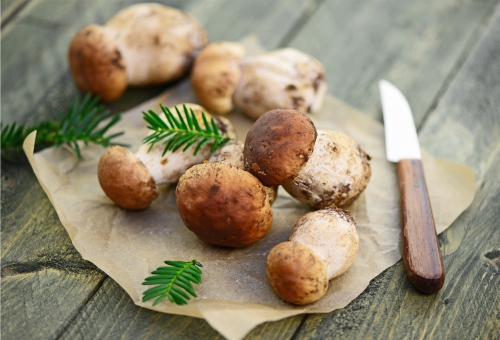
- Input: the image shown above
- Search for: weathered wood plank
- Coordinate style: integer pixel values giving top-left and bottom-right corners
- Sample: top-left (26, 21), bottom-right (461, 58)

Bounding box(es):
top-left (286, 0), bottom-right (499, 126)
top-left (293, 4), bottom-right (500, 340)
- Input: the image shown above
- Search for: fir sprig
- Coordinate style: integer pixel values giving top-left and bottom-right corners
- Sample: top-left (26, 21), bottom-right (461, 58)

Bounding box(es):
top-left (142, 104), bottom-right (232, 156)
top-left (142, 259), bottom-right (203, 306)
top-left (1, 93), bottom-right (127, 162)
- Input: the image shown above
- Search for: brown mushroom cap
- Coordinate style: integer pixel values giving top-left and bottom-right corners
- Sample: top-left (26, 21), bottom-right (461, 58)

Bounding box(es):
top-left (243, 109), bottom-right (317, 187)
top-left (176, 161), bottom-right (273, 248)
top-left (290, 207), bottom-right (359, 280)
top-left (105, 3), bottom-right (207, 86)
top-left (191, 42), bottom-right (246, 114)
top-left (266, 241), bottom-right (328, 305)
top-left (283, 130), bottom-right (371, 208)
top-left (68, 24), bottom-right (127, 102)
top-left (98, 146), bottom-right (159, 210)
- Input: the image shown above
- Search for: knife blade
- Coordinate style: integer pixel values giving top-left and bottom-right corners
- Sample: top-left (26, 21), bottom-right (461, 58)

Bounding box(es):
top-left (379, 79), bottom-right (445, 294)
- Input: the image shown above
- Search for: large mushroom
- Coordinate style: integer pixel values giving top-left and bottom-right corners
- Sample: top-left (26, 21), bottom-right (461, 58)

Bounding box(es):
top-left (283, 130), bottom-right (371, 208)
top-left (176, 161), bottom-right (273, 247)
top-left (69, 4), bottom-right (207, 101)
top-left (233, 48), bottom-right (328, 120)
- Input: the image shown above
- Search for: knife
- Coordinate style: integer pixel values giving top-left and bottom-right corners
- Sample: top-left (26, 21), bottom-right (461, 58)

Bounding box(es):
top-left (379, 80), bottom-right (444, 294)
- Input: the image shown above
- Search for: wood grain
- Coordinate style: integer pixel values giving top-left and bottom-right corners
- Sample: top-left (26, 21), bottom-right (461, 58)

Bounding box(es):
top-left (1, 0), bottom-right (500, 339)
top-left (398, 159), bottom-right (444, 293)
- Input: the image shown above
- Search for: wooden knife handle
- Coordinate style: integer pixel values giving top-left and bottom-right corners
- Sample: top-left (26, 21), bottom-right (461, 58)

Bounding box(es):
top-left (398, 159), bottom-right (445, 293)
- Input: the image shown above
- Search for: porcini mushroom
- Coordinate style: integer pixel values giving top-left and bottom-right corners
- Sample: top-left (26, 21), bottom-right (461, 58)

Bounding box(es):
top-left (243, 109), bottom-right (317, 187)
top-left (266, 241), bottom-right (328, 305)
top-left (191, 42), bottom-right (246, 114)
top-left (209, 141), bottom-right (278, 205)
top-left (266, 207), bottom-right (359, 304)
top-left (283, 130), bottom-right (371, 208)
top-left (69, 4), bottom-right (207, 101)
top-left (233, 48), bottom-right (327, 120)
top-left (176, 161), bottom-right (273, 247)
top-left (290, 207), bottom-right (359, 280)
top-left (98, 145), bottom-right (159, 210)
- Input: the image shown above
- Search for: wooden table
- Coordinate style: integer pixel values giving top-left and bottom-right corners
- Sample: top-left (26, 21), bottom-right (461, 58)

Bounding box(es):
top-left (2, 1), bottom-right (499, 339)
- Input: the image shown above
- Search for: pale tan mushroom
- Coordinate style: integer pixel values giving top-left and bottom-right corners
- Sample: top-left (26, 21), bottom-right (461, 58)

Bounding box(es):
top-left (290, 207), bottom-right (359, 280)
top-left (266, 241), bottom-right (328, 305)
top-left (283, 130), bottom-right (371, 208)
top-left (191, 42), bottom-right (246, 114)
top-left (176, 161), bottom-right (273, 248)
top-left (233, 48), bottom-right (327, 120)
top-left (69, 4), bottom-right (207, 101)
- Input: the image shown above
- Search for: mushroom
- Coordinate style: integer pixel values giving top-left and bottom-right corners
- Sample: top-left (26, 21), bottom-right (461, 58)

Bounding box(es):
top-left (266, 241), bottom-right (328, 305)
top-left (191, 42), bottom-right (246, 114)
top-left (282, 130), bottom-right (371, 208)
top-left (266, 207), bottom-right (359, 304)
top-left (243, 109), bottom-right (317, 187)
top-left (97, 103), bottom-right (235, 209)
top-left (290, 207), bottom-right (359, 280)
top-left (69, 4), bottom-right (207, 101)
top-left (98, 145), bottom-right (159, 210)
top-left (233, 48), bottom-right (327, 120)
top-left (176, 161), bottom-right (273, 248)
top-left (209, 141), bottom-right (278, 205)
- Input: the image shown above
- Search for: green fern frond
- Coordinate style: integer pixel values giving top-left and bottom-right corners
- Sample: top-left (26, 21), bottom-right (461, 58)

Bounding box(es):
top-left (142, 259), bottom-right (203, 306)
top-left (1, 93), bottom-right (127, 162)
top-left (142, 104), bottom-right (232, 156)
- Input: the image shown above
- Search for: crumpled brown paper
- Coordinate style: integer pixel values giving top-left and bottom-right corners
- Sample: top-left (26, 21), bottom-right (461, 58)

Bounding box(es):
top-left (23, 39), bottom-right (475, 340)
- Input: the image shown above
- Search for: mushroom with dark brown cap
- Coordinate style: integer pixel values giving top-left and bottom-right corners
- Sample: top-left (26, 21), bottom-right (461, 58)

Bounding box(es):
top-left (98, 145), bottom-right (159, 210)
top-left (243, 109), bottom-right (317, 187)
top-left (266, 241), bottom-right (328, 305)
top-left (176, 161), bottom-right (273, 248)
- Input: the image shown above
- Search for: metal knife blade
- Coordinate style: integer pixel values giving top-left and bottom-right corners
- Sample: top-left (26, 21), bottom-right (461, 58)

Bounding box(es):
top-left (379, 79), bottom-right (445, 294)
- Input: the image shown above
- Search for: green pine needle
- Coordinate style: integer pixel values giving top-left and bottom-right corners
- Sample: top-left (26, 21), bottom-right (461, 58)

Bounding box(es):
top-left (1, 93), bottom-right (127, 162)
top-left (142, 259), bottom-right (203, 306)
top-left (142, 104), bottom-right (233, 156)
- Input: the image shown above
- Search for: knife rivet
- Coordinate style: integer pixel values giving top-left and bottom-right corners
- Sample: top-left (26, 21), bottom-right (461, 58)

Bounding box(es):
top-left (413, 181), bottom-right (419, 188)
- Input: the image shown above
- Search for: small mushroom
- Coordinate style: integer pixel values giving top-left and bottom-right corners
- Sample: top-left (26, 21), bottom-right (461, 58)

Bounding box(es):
top-left (69, 4), bottom-right (207, 101)
top-left (209, 141), bottom-right (278, 205)
top-left (98, 145), bottom-right (159, 210)
top-left (135, 103), bottom-right (236, 184)
top-left (243, 109), bottom-right (317, 187)
top-left (266, 207), bottom-right (359, 305)
top-left (176, 161), bottom-right (273, 248)
top-left (266, 241), bottom-right (328, 305)
top-left (191, 42), bottom-right (246, 114)
top-left (283, 130), bottom-right (371, 208)
top-left (233, 48), bottom-right (328, 120)
top-left (290, 207), bottom-right (359, 280)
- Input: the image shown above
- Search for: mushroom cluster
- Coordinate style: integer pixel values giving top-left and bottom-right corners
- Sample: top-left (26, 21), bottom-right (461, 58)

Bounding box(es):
top-left (191, 43), bottom-right (328, 120)
top-left (69, 4), bottom-right (207, 101)
top-left (98, 104), bottom-right (234, 210)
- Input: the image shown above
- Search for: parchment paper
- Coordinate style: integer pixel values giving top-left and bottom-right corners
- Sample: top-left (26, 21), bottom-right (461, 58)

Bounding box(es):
top-left (23, 40), bottom-right (475, 340)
